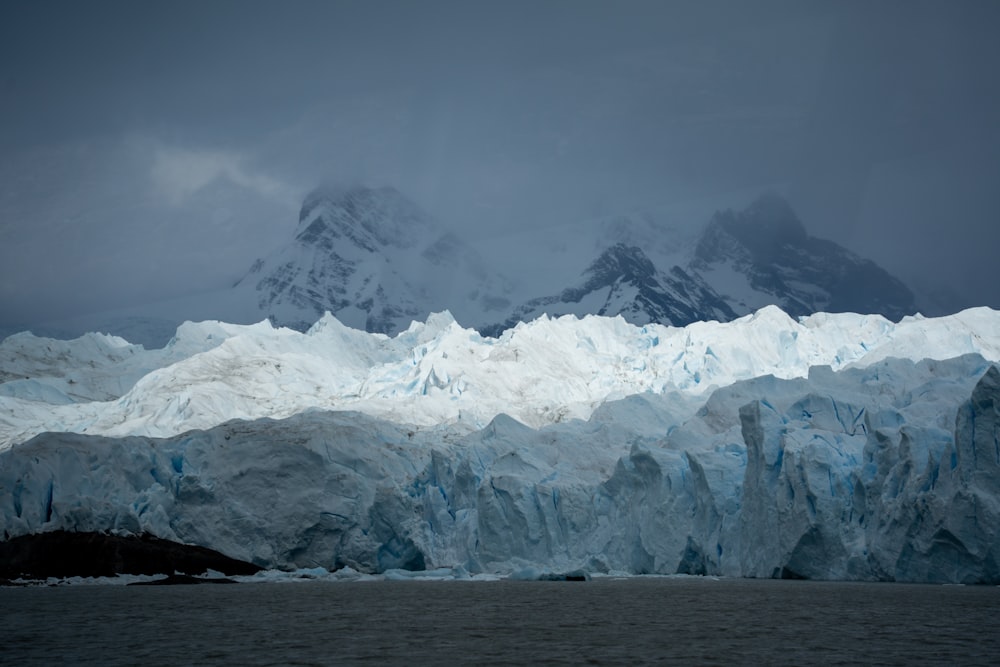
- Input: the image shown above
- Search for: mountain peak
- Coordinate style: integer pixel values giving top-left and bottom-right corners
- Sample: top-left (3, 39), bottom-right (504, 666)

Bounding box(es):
top-left (693, 194), bottom-right (916, 320)
top-left (582, 244), bottom-right (657, 286)
top-left (710, 193), bottom-right (807, 259)
top-left (295, 185), bottom-right (431, 251)
top-left (241, 186), bottom-right (510, 335)
top-left (298, 185), bottom-right (405, 220)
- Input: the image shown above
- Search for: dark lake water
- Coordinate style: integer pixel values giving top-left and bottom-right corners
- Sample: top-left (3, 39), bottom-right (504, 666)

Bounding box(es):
top-left (2, 577), bottom-right (999, 665)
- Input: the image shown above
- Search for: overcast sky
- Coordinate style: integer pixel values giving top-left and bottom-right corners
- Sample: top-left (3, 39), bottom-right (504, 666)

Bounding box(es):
top-left (2, 0), bottom-right (998, 330)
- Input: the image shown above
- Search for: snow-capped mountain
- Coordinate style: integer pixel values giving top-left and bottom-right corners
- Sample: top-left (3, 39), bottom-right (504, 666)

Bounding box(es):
top-left (483, 194), bottom-right (917, 333)
top-left (235, 186), bottom-right (511, 334)
top-left (239, 187), bottom-right (917, 336)
top-left (2, 307), bottom-right (999, 582)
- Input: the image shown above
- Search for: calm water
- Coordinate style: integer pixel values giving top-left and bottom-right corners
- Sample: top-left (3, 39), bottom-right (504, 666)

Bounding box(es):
top-left (2, 578), bottom-right (999, 665)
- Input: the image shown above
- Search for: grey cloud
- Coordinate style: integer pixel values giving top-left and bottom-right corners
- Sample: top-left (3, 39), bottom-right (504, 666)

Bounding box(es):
top-left (1, 0), bottom-right (998, 330)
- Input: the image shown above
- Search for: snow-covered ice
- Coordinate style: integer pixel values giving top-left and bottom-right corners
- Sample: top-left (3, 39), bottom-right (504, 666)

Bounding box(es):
top-left (2, 306), bottom-right (999, 448)
top-left (2, 307), bottom-right (999, 582)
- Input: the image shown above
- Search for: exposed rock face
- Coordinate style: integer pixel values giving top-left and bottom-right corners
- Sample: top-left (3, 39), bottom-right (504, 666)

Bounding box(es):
top-left (0, 531), bottom-right (262, 580)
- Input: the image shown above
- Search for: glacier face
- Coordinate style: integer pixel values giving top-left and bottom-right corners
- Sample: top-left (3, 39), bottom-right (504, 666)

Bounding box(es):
top-left (2, 307), bottom-right (1000, 582)
top-left (2, 355), bottom-right (998, 582)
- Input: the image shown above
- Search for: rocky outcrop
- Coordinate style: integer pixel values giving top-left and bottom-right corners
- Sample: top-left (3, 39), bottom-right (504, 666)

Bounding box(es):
top-left (0, 531), bottom-right (262, 580)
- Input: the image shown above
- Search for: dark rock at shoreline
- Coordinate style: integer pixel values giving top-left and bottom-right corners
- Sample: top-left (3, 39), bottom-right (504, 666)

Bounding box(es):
top-left (128, 573), bottom-right (239, 585)
top-left (0, 531), bottom-right (263, 580)
top-left (538, 570), bottom-right (591, 582)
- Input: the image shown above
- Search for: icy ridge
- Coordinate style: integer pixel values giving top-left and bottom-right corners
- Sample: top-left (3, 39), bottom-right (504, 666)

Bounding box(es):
top-left (2, 306), bottom-right (999, 449)
top-left (0, 320), bottom-right (260, 405)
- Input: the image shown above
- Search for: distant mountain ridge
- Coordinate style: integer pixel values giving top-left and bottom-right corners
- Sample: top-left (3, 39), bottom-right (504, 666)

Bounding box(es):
top-left (6, 186), bottom-right (918, 347)
top-left (238, 186), bottom-right (916, 337)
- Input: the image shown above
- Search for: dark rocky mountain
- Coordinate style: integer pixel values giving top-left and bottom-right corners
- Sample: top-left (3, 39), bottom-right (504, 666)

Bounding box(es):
top-left (691, 193), bottom-right (917, 320)
top-left (482, 244), bottom-right (738, 336)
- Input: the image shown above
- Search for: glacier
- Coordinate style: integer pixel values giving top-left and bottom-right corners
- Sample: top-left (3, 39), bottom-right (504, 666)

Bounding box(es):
top-left (2, 306), bottom-right (1000, 582)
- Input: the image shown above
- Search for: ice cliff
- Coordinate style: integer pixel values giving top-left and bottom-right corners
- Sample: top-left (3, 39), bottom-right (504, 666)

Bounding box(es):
top-left (2, 307), bottom-right (1000, 582)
